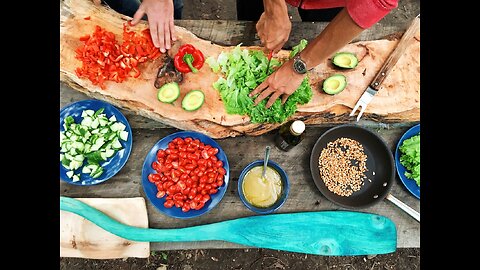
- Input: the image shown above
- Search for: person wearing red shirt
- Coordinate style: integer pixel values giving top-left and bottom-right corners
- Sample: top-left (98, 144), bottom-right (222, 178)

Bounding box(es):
top-left (241, 0), bottom-right (399, 108)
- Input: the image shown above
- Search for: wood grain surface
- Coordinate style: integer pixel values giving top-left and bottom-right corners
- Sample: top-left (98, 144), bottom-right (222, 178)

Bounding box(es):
top-left (59, 117), bottom-right (420, 249)
top-left (60, 0), bottom-right (420, 139)
top-left (60, 197), bottom-right (149, 259)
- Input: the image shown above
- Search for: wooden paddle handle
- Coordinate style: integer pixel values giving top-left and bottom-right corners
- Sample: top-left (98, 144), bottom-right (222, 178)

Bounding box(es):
top-left (370, 15), bottom-right (420, 90)
top-left (60, 196), bottom-right (397, 256)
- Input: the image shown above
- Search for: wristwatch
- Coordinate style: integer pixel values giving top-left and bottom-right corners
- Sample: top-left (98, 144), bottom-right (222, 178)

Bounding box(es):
top-left (292, 54), bottom-right (308, 74)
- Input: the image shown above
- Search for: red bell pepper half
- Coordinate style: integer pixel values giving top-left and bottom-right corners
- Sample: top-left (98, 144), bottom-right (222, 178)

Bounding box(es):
top-left (174, 44), bottom-right (205, 73)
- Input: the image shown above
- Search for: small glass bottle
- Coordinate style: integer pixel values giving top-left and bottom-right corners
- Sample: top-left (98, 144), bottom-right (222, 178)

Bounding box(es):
top-left (275, 120), bottom-right (306, 151)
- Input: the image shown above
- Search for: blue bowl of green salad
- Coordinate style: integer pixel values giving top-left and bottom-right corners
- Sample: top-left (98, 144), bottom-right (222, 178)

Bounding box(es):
top-left (395, 124), bottom-right (420, 199)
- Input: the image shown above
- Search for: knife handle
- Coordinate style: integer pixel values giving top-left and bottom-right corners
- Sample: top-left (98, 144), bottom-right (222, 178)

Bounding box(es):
top-left (370, 15), bottom-right (420, 90)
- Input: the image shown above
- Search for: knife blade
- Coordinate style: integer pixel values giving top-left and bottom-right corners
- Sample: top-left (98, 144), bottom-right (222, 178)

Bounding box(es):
top-left (265, 50), bottom-right (273, 75)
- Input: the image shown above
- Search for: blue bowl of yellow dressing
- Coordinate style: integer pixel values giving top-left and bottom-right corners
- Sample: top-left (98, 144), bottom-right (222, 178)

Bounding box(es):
top-left (237, 160), bottom-right (289, 214)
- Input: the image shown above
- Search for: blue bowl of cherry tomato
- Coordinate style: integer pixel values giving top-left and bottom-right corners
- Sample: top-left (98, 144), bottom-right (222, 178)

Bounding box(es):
top-left (141, 131), bottom-right (230, 219)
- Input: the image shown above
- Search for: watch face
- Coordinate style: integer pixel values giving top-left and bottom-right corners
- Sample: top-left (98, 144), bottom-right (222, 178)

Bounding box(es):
top-left (293, 57), bottom-right (307, 74)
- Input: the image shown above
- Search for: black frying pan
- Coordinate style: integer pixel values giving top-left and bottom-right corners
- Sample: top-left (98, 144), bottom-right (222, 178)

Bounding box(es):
top-left (310, 124), bottom-right (420, 221)
top-left (310, 124), bottom-right (393, 208)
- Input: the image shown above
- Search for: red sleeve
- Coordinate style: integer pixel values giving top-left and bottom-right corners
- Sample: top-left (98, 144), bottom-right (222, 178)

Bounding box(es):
top-left (346, 0), bottom-right (399, 29)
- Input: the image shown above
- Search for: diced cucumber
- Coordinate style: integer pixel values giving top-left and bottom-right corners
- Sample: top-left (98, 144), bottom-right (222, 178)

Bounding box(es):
top-left (84, 144), bottom-right (92, 154)
top-left (109, 115), bottom-right (117, 122)
top-left (105, 149), bottom-right (115, 158)
top-left (100, 152), bottom-right (108, 161)
top-left (85, 109), bottom-right (94, 116)
top-left (66, 171), bottom-right (74, 178)
top-left (87, 164), bottom-right (99, 171)
top-left (94, 108), bottom-right (105, 117)
top-left (69, 160), bottom-right (83, 170)
top-left (69, 147), bottom-right (78, 156)
top-left (111, 138), bottom-right (122, 150)
top-left (65, 153), bottom-right (73, 160)
top-left (81, 116), bottom-right (93, 127)
top-left (107, 132), bottom-right (117, 141)
top-left (60, 132), bottom-right (65, 142)
top-left (74, 154), bottom-right (85, 162)
top-left (119, 131), bottom-right (128, 141)
top-left (65, 131), bottom-right (72, 138)
top-left (70, 134), bottom-right (78, 141)
top-left (100, 127), bottom-right (109, 134)
top-left (60, 154), bottom-right (64, 161)
top-left (72, 174), bottom-right (80, 182)
top-left (110, 122), bottom-right (126, 132)
top-left (72, 141), bottom-right (85, 152)
top-left (91, 118), bottom-right (100, 129)
top-left (81, 111), bottom-right (88, 117)
top-left (99, 117), bottom-right (109, 127)
top-left (65, 115), bottom-right (75, 125)
top-left (81, 166), bottom-right (92, 174)
top-left (61, 157), bottom-right (71, 169)
top-left (90, 166), bottom-right (104, 178)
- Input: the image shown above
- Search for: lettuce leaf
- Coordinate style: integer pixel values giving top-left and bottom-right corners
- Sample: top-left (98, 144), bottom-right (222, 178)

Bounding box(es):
top-left (208, 40), bottom-right (312, 123)
top-left (399, 134), bottom-right (420, 186)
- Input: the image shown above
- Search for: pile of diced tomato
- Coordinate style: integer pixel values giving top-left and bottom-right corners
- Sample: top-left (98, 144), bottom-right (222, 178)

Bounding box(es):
top-left (75, 23), bottom-right (161, 89)
top-left (148, 137), bottom-right (227, 212)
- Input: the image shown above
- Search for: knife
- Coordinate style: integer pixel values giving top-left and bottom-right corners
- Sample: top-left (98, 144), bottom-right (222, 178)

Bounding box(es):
top-left (350, 14), bottom-right (420, 121)
top-left (265, 50), bottom-right (273, 75)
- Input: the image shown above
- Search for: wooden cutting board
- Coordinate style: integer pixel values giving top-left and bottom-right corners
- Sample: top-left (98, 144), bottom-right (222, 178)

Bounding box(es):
top-left (60, 197), bottom-right (149, 259)
top-left (60, 0), bottom-right (420, 139)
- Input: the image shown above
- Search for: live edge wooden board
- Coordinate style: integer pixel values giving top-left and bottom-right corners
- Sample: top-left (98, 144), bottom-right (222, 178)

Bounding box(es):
top-left (60, 0), bottom-right (420, 139)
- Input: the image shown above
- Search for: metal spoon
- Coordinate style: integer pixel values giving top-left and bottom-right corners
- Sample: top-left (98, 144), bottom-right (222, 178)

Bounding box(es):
top-left (262, 146), bottom-right (271, 179)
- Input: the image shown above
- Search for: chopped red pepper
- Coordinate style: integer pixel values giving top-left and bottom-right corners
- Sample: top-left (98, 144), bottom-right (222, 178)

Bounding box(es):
top-left (84, 16), bottom-right (91, 20)
top-left (174, 44), bottom-right (205, 73)
top-left (74, 23), bottom-right (161, 89)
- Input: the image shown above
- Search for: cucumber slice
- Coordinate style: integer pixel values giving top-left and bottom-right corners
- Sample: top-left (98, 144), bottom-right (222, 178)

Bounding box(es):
top-left (98, 117), bottom-right (109, 127)
top-left (81, 166), bottom-right (92, 174)
top-left (91, 118), bottom-right (100, 129)
top-left (100, 152), bottom-right (108, 161)
top-left (157, 82), bottom-right (180, 103)
top-left (60, 154), bottom-right (64, 161)
top-left (105, 149), bottom-right (115, 158)
top-left (72, 174), bottom-right (80, 182)
top-left (91, 167), bottom-right (104, 178)
top-left (119, 131), bottom-right (128, 141)
top-left (81, 116), bottom-right (93, 127)
top-left (109, 115), bottom-right (117, 122)
top-left (111, 138), bottom-right (122, 150)
top-left (85, 109), bottom-right (94, 116)
top-left (182, 90), bottom-right (205, 111)
top-left (66, 171), bottom-right (74, 178)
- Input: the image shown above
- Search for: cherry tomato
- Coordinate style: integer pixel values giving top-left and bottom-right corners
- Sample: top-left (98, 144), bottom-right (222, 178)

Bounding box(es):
top-left (182, 187), bottom-right (191, 195)
top-left (215, 160), bottom-right (223, 168)
top-left (181, 204), bottom-right (191, 212)
top-left (204, 184), bottom-right (212, 190)
top-left (156, 190), bottom-right (166, 198)
top-left (168, 142), bottom-right (176, 149)
top-left (217, 167), bottom-right (226, 175)
top-left (210, 155), bottom-right (218, 162)
top-left (148, 173), bottom-right (160, 183)
top-left (201, 150), bottom-right (210, 159)
top-left (208, 188), bottom-right (218, 194)
top-left (207, 148), bottom-right (216, 157)
top-left (179, 151), bottom-right (188, 159)
top-left (184, 137), bottom-right (193, 144)
top-left (177, 180), bottom-right (187, 190)
top-left (216, 179), bottom-right (224, 187)
top-left (194, 201), bottom-right (205, 210)
top-left (175, 200), bottom-right (184, 208)
top-left (201, 194), bottom-right (210, 203)
top-left (185, 164), bottom-right (196, 170)
top-left (164, 200), bottom-right (175, 208)
top-left (157, 149), bottom-right (166, 158)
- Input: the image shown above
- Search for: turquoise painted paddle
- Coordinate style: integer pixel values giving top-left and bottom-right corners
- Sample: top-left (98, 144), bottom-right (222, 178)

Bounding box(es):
top-left (60, 196), bottom-right (396, 255)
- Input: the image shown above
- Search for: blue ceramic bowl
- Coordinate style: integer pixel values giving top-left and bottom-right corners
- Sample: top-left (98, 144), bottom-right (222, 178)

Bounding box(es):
top-left (237, 160), bottom-right (289, 214)
top-left (395, 124), bottom-right (420, 199)
top-left (141, 131), bottom-right (230, 219)
top-left (59, 99), bottom-right (133, 186)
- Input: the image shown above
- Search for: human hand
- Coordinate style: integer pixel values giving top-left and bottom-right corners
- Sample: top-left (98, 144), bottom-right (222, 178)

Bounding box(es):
top-left (131, 0), bottom-right (176, 53)
top-left (256, 11), bottom-right (291, 52)
top-left (249, 59), bottom-right (305, 108)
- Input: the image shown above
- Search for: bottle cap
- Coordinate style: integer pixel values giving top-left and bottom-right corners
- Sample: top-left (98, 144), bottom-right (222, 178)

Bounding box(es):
top-left (290, 120), bottom-right (305, 135)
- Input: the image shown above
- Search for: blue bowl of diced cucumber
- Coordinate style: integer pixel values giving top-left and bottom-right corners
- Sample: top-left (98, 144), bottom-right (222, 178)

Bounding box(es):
top-left (60, 99), bottom-right (132, 185)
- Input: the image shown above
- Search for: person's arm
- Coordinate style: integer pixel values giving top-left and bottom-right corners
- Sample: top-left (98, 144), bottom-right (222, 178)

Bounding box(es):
top-left (251, 0), bottom-right (399, 108)
top-left (256, 0), bottom-right (291, 52)
top-left (250, 8), bottom-right (363, 108)
top-left (131, 0), bottom-right (176, 53)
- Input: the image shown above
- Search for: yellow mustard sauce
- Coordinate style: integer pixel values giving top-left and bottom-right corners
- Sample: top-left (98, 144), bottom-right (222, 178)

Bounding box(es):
top-left (242, 166), bottom-right (282, 208)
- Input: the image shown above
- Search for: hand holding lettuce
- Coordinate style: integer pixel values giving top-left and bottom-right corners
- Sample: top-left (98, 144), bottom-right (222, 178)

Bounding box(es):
top-left (207, 40), bottom-right (312, 123)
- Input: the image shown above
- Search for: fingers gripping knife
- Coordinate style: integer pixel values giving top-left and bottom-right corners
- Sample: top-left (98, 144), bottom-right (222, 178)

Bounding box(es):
top-left (350, 15), bottom-right (420, 121)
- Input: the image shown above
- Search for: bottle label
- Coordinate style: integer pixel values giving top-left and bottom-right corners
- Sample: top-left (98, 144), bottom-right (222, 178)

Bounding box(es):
top-left (278, 139), bottom-right (290, 151)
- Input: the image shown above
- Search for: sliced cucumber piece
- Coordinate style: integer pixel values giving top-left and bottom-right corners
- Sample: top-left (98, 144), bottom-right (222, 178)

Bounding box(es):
top-left (119, 131), bottom-right (128, 141)
top-left (104, 149), bottom-right (115, 158)
top-left (157, 82), bottom-right (180, 103)
top-left (85, 109), bottom-right (95, 116)
top-left (81, 166), bottom-right (92, 174)
top-left (91, 118), bottom-right (100, 129)
top-left (110, 122), bottom-right (126, 132)
top-left (182, 90), bottom-right (205, 111)
top-left (100, 152), bottom-right (108, 161)
top-left (91, 167), bottom-right (104, 178)
top-left (109, 115), bottom-right (117, 122)
top-left (72, 174), bottom-right (81, 182)
top-left (111, 138), bottom-right (122, 150)
top-left (66, 171), bottom-right (74, 178)
top-left (81, 116), bottom-right (93, 127)
top-left (60, 154), bottom-right (64, 161)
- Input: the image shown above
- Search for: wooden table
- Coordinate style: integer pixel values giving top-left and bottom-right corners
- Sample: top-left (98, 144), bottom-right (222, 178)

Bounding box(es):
top-left (59, 19), bottom-right (420, 250)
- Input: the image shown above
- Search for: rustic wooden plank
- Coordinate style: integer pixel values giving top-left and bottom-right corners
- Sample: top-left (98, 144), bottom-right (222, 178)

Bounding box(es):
top-left (59, 126), bottom-right (420, 248)
top-left (60, 82), bottom-right (416, 131)
top-left (60, 197), bottom-right (150, 259)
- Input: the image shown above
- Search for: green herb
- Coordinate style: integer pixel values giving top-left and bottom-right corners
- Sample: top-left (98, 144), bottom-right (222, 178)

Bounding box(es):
top-left (207, 40), bottom-right (312, 123)
top-left (399, 134), bottom-right (420, 186)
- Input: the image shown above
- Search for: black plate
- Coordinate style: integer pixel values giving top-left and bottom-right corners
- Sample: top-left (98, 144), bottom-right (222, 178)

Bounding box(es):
top-left (310, 124), bottom-right (395, 209)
